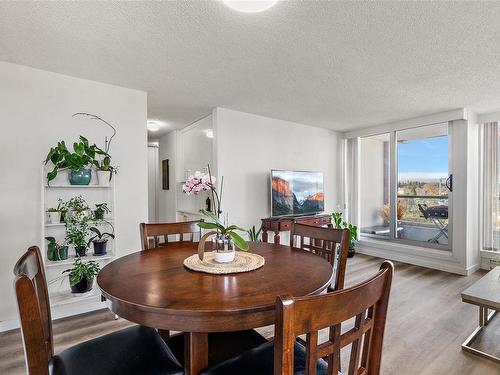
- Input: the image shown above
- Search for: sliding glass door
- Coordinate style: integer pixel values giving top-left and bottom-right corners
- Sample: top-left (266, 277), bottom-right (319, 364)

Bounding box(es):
top-left (359, 123), bottom-right (452, 249)
top-left (396, 124), bottom-right (451, 247)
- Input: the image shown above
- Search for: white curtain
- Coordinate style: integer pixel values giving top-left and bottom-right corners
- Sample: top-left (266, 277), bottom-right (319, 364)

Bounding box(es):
top-left (482, 122), bottom-right (499, 250)
top-left (345, 138), bottom-right (359, 227)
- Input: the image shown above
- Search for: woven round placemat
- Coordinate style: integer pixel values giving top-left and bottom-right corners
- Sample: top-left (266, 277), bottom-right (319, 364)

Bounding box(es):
top-left (183, 251), bottom-right (265, 274)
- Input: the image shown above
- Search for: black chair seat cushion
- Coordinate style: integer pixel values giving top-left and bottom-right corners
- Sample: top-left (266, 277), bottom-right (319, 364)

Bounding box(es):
top-left (49, 325), bottom-right (184, 375)
top-left (201, 340), bottom-right (329, 375)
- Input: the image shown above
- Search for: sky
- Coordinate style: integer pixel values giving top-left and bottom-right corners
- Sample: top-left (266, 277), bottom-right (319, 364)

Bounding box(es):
top-left (398, 135), bottom-right (448, 181)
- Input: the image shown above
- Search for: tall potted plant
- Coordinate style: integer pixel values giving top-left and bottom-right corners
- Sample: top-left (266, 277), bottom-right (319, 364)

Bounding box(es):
top-left (332, 212), bottom-right (358, 258)
top-left (62, 258), bottom-right (100, 293)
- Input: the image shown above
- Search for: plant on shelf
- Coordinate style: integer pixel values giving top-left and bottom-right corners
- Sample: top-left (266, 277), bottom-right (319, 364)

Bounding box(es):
top-left (62, 257), bottom-right (100, 293)
top-left (45, 236), bottom-right (69, 261)
top-left (66, 195), bottom-right (90, 220)
top-left (93, 203), bottom-right (111, 220)
top-left (46, 198), bottom-right (68, 224)
top-left (247, 225), bottom-right (262, 242)
top-left (87, 224), bottom-right (115, 256)
top-left (44, 136), bottom-right (107, 185)
top-left (65, 212), bottom-right (90, 257)
top-left (73, 113), bottom-right (118, 185)
top-left (183, 165), bottom-right (249, 263)
top-left (331, 211), bottom-right (358, 258)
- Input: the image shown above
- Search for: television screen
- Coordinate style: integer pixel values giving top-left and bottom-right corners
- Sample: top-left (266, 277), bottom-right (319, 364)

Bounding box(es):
top-left (271, 170), bottom-right (324, 217)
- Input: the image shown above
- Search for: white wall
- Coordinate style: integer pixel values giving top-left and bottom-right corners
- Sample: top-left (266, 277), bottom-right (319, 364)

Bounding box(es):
top-left (158, 131), bottom-right (178, 222)
top-left (0, 62), bottom-right (148, 326)
top-left (214, 108), bottom-right (342, 240)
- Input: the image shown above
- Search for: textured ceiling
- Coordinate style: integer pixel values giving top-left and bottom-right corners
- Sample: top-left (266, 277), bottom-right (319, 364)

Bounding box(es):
top-left (2, 1), bottom-right (500, 135)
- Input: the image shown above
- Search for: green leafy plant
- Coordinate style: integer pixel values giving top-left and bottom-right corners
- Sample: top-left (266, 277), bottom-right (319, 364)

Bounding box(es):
top-left (62, 257), bottom-right (100, 286)
top-left (47, 198), bottom-right (68, 213)
top-left (197, 209), bottom-right (249, 251)
top-left (343, 221), bottom-right (359, 249)
top-left (87, 226), bottom-right (115, 245)
top-left (44, 136), bottom-right (111, 183)
top-left (247, 225), bottom-right (262, 242)
top-left (45, 236), bottom-right (68, 261)
top-left (72, 113), bottom-right (118, 181)
top-left (93, 203), bottom-right (111, 220)
top-left (331, 212), bottom-right (343, 229)
top-left (331, 212), bottom-right (358, 249)
top-left (67, 196), bottom-right (90, 214)
top-left (65, 214), bottom-right (90, 248)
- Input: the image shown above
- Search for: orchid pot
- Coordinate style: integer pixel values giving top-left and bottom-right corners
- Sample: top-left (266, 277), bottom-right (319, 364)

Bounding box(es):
top-left (97, 170), bottom-right (111, 186)
top-left (212, 233), bottom-right (236, 263)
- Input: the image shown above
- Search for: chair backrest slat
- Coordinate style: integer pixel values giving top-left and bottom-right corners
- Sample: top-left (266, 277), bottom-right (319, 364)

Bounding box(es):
top-left (140, 221), bottom-right (202, 250)
top-left (13, 246), bottom-right (53, 375)
top-left (274, 261), bottom-right (394, 375)
top-left (290, 222), bottom-right (350, 291)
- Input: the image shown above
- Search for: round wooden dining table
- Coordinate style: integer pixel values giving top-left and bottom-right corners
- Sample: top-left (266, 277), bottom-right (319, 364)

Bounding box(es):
top-left (97, 241), bottom-right (334, 375)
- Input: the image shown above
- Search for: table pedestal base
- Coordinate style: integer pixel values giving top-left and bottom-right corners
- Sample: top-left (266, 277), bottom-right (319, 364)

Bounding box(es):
top-left (462, 306), bottom-right (499, 364)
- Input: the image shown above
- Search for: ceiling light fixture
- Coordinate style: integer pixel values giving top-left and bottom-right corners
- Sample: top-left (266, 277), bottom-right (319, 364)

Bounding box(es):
top-left (147, 120), bottom-right (161, 132)
top-left (205, 129), bottom-right (214, 139)
top-left (221, 0), bottom-right (279, 13)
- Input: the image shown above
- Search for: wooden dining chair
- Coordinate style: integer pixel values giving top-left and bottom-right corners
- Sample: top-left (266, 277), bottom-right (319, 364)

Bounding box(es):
top-left (290, 222), bottom-right (350, 291)
top-left (140, 220), bottom-right (201, 250)
top-left (201, 261), bottom-right (394, 375)
top-left (13, 246), bottom-right (184, 375)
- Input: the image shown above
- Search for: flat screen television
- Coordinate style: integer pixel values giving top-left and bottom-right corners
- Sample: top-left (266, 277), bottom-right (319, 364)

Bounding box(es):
top-left (270, 170), bottom-right (324, 217)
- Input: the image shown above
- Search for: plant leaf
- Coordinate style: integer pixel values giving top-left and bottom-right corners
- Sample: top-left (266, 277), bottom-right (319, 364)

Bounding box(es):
top-left (199, 209), bottom-right (222, 225)
top-left (197, 221), bottom-right (223, 231)
top-left (227, 231), bottom-right (249, 251)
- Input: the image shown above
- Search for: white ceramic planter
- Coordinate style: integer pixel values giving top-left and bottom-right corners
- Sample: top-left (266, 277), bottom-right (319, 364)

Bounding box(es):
top-left (213, 250), bottom-right (236, 263)
top-left (48, 211), bottom-right (61, 224)
top-left (97, 170), bottom-right (111, 186)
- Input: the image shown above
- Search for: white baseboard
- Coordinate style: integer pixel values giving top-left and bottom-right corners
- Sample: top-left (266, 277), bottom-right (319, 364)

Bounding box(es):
top-left (0, 301), bottom-right (106, 333)
top-left (356, 239), bottom-right (472, 276)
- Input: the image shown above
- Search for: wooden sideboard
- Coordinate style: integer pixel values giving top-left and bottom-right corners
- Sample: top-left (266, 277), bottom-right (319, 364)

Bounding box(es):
top-left (261, 214), bottom-right (332, 245)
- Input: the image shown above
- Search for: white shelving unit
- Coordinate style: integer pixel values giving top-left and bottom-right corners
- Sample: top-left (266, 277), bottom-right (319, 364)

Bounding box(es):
top-left (41, 167), bottom-right (117, 308)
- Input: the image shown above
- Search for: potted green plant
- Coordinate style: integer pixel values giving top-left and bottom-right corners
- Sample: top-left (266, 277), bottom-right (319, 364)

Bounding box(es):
top-left (46, 198), bottom-right (68, 224)
top-left (95, 155), bottom-right (117, 186)
top-left (66, 196), bottom-right (91, 221)
top-left (72, 113), bottom-right (117, 186)
top-left (65, 213), bottom-right (90, 257)
top-left (247, 225), bottom-right (262, 242)
top-left (93, 203), bottom-right (110, 220)
top-left (45, 236), bottom-right (69, 261)
top-left (46, 207), bottom-right (61, 224)
top-left (62, 258), bottom-right (100, 293)
top-left (331, 212), bottom-right (359, 258)
top-left (44, 136), bottom-right (106, 185)
top-left (87, 225), bottom-right (115, 256)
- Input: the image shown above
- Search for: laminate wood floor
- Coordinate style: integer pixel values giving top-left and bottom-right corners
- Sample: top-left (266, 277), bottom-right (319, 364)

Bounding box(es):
top-left (1, 254), bottom-right (499, 374)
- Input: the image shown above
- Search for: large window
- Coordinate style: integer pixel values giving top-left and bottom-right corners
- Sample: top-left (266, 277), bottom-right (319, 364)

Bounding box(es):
top-left (358, 123), bottom-right (452, 249)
